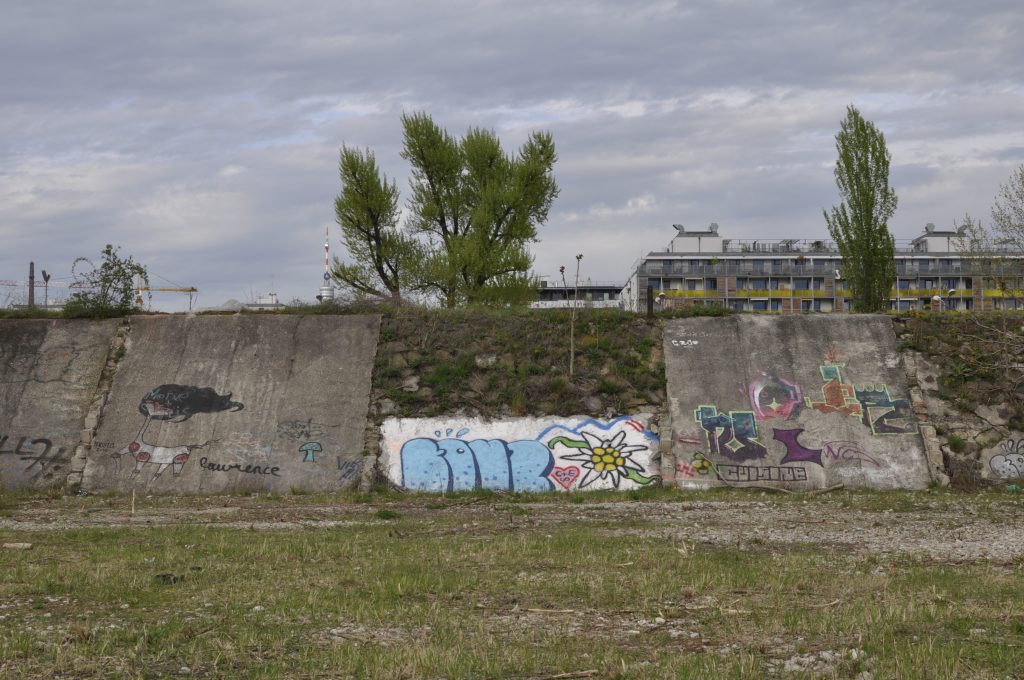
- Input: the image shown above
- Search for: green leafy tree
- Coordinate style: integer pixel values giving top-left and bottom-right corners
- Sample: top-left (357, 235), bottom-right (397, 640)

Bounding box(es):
top-left (332, 146), bottom-right (418, 302)
top-left (64, 244), bottom-right (149, 317)
top-left (400, 112), bottom-right (558, 306)
top-left (824, 105), bottom-right (898, 313)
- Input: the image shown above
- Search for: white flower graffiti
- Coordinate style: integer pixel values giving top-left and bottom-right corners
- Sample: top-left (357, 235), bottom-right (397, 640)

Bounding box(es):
top-left (549, 430), bottom-right (655, 489)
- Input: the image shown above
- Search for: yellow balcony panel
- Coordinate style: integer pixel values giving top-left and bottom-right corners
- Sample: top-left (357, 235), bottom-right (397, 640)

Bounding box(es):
top-left (736, 289), bottom-right (770, 297)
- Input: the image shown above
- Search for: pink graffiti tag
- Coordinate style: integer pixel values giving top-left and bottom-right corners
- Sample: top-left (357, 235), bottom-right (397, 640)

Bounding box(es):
top-left (550, 466), bottom-right (581, 490)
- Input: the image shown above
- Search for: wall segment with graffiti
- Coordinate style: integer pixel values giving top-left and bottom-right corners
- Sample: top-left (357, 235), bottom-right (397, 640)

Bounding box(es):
top-left (381, 416), bottom-right (660, 492)
top-left (0, 319), bottom-right (119, 490)
top-left (664, 315), bottom-right (932, 490)
top-left (80, 314), bottom-right (380, 494)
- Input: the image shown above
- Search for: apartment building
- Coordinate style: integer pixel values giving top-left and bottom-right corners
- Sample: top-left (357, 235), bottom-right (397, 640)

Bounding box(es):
top-left (620, 223), bottom-right (1024, 313)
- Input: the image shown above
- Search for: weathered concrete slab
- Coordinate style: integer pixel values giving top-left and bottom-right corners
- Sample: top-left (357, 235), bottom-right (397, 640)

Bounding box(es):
top-left (380, 415), bottom-right (660, 492)
top-left (664, 315), bottom-right (931, 490)
top-left (82, 314), bottom-right (380, 494)
top-left (0, 319), bottom-right (118, 489)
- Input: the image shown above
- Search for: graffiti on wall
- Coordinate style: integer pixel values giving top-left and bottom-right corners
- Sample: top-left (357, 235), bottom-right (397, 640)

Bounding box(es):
top-left (112, 384), bottom-right (245, 482)
top-left (805, 361), bottom-right (916, 436)
top-left (139, 384), bottom-right (243, 422)
top-left (277, 419), bottom-right (335, 464)
top-left (0, 435), bottom-right (66, 483)
top-left (677, 348), bottom-right (914, 486)
top-left (990, 439), bottom-right (1024, 479)
top-left (388, 417), bottom-right (659, 493)
top-left (547, 428), bottom-right (658, 488)
top-left (694, 406), bottom-right (767, 461)
top-left (749, 372), bottom-right (802, 421)
top-left (773, 428), bottom-right (823, 466)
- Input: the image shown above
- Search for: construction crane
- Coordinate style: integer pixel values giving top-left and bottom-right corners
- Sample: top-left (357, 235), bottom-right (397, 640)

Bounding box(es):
top-left (134, 285), bottom-right (199, 310)
top-left (134, 275), bottom-right (198, 310)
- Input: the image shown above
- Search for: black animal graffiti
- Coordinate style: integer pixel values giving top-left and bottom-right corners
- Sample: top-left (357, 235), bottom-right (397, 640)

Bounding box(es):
top-left (138, 384), bottom-right (244, 422)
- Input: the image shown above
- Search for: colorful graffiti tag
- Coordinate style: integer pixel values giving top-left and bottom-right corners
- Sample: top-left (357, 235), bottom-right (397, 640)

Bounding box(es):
top-left (693, 406), bottom-right (767, 461)
top-left (400, 436), bottom-right (554, 492)
top-left (678, 350), bottom-right (916, 486)
top-left (749, 372), bottom-right (802, 421)
top-left (805, 362), bottom-right (915, 435)
top-left (386, 416), bottom-right (660, 493)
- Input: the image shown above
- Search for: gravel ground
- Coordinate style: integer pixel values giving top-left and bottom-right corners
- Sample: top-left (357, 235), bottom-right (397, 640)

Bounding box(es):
top-left (3, 493), bottom-right (1022, 564)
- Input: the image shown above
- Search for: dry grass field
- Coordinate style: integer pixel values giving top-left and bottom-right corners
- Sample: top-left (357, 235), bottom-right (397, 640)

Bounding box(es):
top-left (1, 487), bottom-right (1022, 679)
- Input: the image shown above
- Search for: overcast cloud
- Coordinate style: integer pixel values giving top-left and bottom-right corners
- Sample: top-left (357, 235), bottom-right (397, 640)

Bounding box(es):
top-left (2, 0), bottom-right (1023, 309)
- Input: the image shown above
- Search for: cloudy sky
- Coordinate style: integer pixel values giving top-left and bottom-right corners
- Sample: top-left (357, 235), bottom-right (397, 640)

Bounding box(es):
top-left (3, 0), bottom-right (1023, 310)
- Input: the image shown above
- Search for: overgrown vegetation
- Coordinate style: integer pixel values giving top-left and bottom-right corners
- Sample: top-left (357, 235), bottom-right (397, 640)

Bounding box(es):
top-left (896, 312), bottom-right (1024, 427)
top-left (370, 306), bottom-right (730, 418)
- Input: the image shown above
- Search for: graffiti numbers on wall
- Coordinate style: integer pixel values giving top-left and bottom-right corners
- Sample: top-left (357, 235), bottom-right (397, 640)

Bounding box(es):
top-left (0, 435), bottom-right (66, 482)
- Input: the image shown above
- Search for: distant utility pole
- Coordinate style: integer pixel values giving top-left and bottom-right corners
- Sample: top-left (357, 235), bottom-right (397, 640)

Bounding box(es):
top-left (28, 262), bottom-right (35, 307)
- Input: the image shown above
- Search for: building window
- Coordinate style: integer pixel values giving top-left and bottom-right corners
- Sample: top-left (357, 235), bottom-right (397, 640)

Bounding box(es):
top-left (812, 278), bottom-right (824, 290)
top-left (705, 278), bottom-right (718, 290)
top-left (752, 300), bottom-right (768, 311)
top-left (751, 278), bottom-right (767, 289)
top-left (794, 278), bottom-right (811, 290)
top-left (898, 279), bottom-right (912, 290)
top-left (770, 300), bottom-right (781, 311)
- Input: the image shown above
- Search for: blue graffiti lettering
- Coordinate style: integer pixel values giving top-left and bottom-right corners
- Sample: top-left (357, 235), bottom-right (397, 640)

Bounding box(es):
top-left (400, 437), bottom-right (554, 492)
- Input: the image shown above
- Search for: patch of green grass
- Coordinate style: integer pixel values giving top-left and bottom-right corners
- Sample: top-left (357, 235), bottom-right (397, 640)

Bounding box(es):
top-left (374, 508), bottom-right (401, 520)
top-left (0, 495), bottom-right (1020, 678)
top-left (948, 433), bottom-right (967, 454)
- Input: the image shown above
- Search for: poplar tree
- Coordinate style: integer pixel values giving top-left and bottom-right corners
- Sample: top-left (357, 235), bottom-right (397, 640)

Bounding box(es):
top-left (824, 105), bottom-right (898, 313)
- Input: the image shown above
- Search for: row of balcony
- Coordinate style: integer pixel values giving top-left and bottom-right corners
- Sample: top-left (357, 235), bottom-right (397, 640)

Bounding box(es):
top-left (640, 264), bottom-right (992, 277)
top-left (655, 288), bottom-right (1022, 299)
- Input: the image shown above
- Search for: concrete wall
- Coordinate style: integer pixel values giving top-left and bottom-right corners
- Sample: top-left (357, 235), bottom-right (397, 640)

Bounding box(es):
top-left (380, 415), bottom-right (661, 492)
top-left (82, 314), bottom-right (379, 494)
top-left (0, 319), bottom-right (117, 489)
top-left (664, 315), bottom-right (931, 490)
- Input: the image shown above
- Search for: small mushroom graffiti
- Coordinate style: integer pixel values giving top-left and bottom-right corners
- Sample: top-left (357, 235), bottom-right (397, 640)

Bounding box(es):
top-left (299, 441), bottom-right (322, 462)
